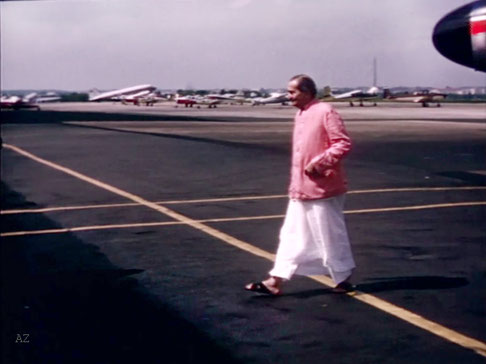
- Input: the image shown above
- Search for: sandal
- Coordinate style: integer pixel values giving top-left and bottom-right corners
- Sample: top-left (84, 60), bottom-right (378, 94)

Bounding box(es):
top-left (245, 282), bottom-right (280, 296)
top-left (332, 281), bottom-right (355, 294)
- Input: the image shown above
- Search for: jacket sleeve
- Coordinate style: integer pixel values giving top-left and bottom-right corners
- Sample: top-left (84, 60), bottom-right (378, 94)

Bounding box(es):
top-left (308, 108), bottom-right (352, 173)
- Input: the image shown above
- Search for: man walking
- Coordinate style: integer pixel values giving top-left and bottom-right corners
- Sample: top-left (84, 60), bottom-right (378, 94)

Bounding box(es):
top-left (245, 74), bottom-right (356, 295)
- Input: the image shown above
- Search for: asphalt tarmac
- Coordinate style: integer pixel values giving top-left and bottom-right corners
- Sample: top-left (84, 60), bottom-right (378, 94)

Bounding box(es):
top-left (1, 102), bottom-right (485, 364)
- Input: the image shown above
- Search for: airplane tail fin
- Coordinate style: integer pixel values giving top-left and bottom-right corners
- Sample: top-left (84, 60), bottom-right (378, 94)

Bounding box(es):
top-left (88, 88), bottom-right (101, 101)
top-left (23, 92), bottom-right (38, 103)
top-left (323, 86), bottom-right (332, 98)
top-left (367, 86), bottom-right (380, 95)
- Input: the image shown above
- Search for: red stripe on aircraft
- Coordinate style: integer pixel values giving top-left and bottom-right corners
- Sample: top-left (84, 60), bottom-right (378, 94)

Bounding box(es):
top-left (471, 19), bottom-right (486, 35)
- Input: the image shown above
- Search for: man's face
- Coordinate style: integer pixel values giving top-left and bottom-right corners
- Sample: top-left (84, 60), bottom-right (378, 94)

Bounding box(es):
top-left (287, 80), bottom-right (313, 109)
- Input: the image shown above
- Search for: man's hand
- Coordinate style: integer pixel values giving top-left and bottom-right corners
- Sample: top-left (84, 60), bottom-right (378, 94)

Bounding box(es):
top-left (304, 164), bottom-right (320, 178)
top-left (305, 164), bottom-right (335, 178)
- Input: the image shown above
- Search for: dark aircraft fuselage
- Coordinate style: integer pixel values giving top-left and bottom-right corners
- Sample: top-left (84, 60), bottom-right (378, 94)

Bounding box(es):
top-left (432, 0), bottom-right (486, 72)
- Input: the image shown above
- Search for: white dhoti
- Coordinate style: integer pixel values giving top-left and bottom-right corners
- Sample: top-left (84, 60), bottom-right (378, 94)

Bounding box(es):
top-left (269, 195), bottom-right (355, 284)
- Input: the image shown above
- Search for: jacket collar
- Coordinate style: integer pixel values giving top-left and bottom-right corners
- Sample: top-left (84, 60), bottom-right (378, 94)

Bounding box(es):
top-left (298, 98), bottom-right (319, 114)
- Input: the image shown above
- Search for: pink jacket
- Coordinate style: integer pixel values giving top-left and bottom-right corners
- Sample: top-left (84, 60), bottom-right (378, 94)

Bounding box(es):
top-left (288, 100), bottom-right (352, 200)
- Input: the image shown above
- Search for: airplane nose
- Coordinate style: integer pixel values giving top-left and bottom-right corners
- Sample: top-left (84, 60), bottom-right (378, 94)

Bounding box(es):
top-left (432, 0), bottom-right (486, 72)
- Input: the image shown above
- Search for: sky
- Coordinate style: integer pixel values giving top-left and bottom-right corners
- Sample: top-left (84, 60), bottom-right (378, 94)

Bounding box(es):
top-left (1, 0), bottom-right (485, 91)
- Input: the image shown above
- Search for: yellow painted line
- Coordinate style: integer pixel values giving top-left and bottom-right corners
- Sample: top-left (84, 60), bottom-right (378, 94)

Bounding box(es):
top-left (0, 195), bottom-right (284, 215)
top-left (2, 144), bottom-right (272, 261)
top-left (163, 195), bottom-right (285, 204)
top-left (1, 202), bottom-right (142, 215)
top-left (3, 200), bottom-right (486, 237)
top-left (191, 201), bottom-right (486, 221)
top-left (0, 215), bottom-right (284, 237)
top-left (3, 143), bottom-right (486, 357)
top-left (2, 186), bottom-right (485, 215)
top-left (348, 186), bottom-right (486, 194)
top-left (345, 201), bottom-right (486, 214)
top-left (1, 221), bottom-right (184, 237)
top-left (309, 275), bottom-right (486, 357)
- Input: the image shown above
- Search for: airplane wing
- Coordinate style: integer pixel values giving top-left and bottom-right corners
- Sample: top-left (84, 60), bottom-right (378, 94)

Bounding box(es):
top-left (413, 96), bottom-right (427, 103)
top-left (89, 84), bottom-right (156, 102)
top-left (333, 90), bottom-right (362, 99)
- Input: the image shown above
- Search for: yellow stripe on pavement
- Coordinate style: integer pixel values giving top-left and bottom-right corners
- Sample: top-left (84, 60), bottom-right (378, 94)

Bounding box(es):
top-left (4, 200), bottom-right (486, 237)
top-left (2, 186), bottom-right (485, 215)
top-left (345, 201), bottom-right (486, 214)
top-left (3, 143), bottom-right (486, 358)
top-left (0, 215), bottom-right (284, 237)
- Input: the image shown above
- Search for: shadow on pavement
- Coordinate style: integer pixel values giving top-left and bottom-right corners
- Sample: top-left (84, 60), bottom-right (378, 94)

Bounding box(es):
top-left (1, 183), bottom-right (241, 364)
top-left (357, 276), bottom-right (469, 293)
top-left (1, 110), bottom-right (287, 152)
top-left (0, 109), bottom-right (282, 124)
top-left (280, 276), bottom-right (468, 299)
top-left (437, 171), bottom-right (486, 185)
top-left (0, 110), bottom-right (213, 123)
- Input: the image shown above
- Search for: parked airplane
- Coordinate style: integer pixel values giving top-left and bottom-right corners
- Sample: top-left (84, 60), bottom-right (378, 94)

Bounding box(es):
top-left (206, 93), bottom-right (248, 105)
top-left (120, 90), bottom-right (153, 105)
top-left (136, 92), bottom-right (173, 106)
top-left (175, 95), bottom-right (220, 108)
top-left (251, 92), bottom-right (288, 106)
top-left (36, 92), bottom-right (61, 103)
top-left (383, 89), bottom-right (447, 107)
top-left (433, 0), bottom-right (486, 72)
top-left (0, 93), bottom-right (40, 110)
top-left (323, 86), bottom-right (381, 106)
top-left (89, 84), bottom-right (156, 102)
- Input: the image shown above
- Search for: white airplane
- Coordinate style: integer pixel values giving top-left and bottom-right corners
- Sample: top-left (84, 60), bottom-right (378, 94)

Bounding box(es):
top-left (136, 92), bottom-right (173, 106)
top-left (120, 90), bottom-right (153, 105)
top-left (1, 93), bottom-right (40, 110)
top-left (251, 92), bottom-right (289, 106)
top-left (36, 93), bottom-right (61, 103)
top-left (175, 95), bottom-right (220, 108)
top-left (323, 86), bottom-right (381, 106)
top-left (206, 93), bottom-right (248, 105)
top-left (89, 84), bottom-right (156, 102)
top-left (383, 89), bottom-right (447, 107)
